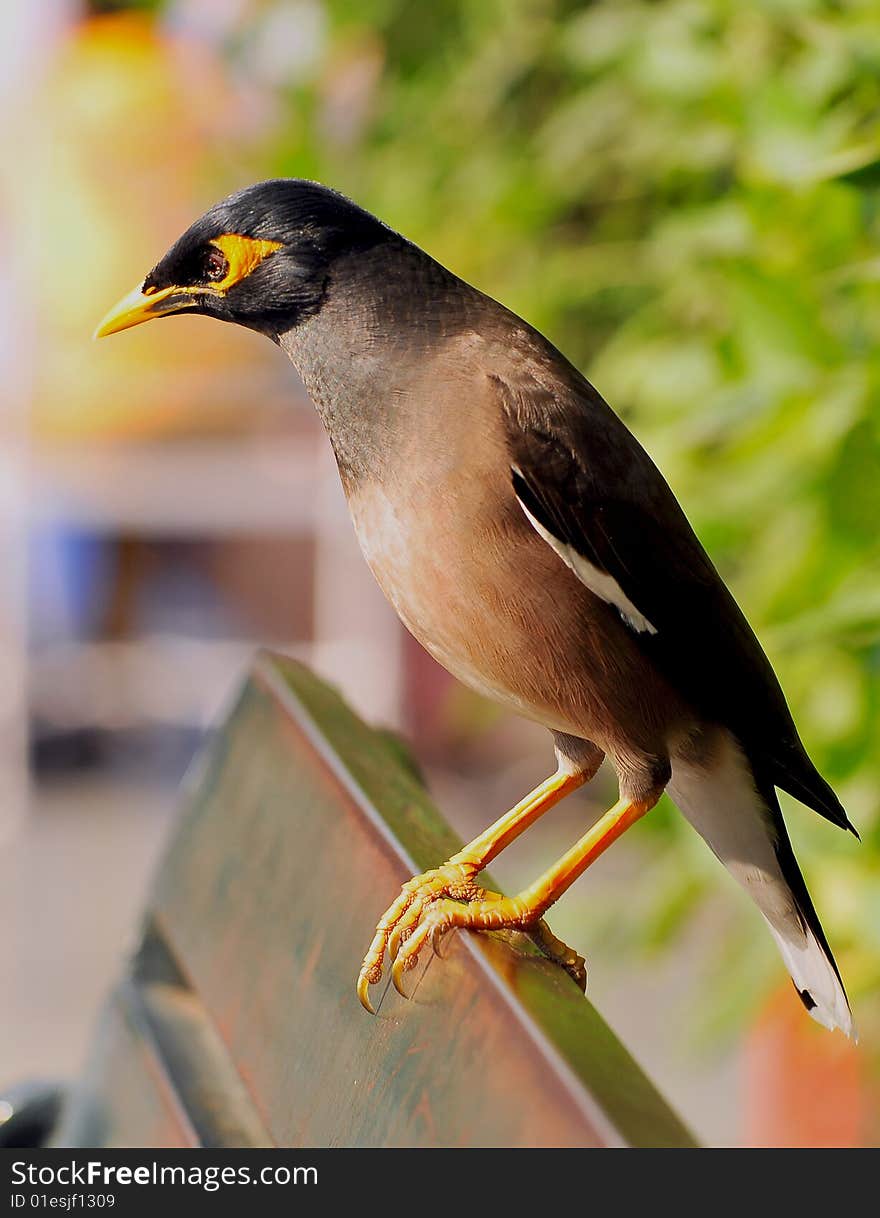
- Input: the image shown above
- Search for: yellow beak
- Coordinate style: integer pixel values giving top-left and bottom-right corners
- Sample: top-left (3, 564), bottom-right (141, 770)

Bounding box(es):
top-left (93, 282), bottom-right (196, 338)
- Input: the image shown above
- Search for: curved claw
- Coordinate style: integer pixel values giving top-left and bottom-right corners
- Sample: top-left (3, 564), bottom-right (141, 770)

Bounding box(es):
top-left (430, 919), bottom-right (450, 957)
top-left (355, 922), bottom-right (392, 1015)
top-left (569, 956), bottom-right (588, 993)
top-left (391, 949), bottom-right (411, 998)
top-left (391, 956), bottom-right (408, 999)
top-left (356, 971), bottom-right (376, 1014)
top-left (387, 925), bottom-right (406, 963)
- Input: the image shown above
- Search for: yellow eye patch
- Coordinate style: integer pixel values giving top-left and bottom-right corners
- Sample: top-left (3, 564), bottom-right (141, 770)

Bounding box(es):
top-left (95, 233), bottom-right (284, 337)
top-left (201, 233), bottom-right (284, 294)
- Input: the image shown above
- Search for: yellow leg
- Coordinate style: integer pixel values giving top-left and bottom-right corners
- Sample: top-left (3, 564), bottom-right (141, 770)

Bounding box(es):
top-left (390, 794), bottom-right (657, 995)
top-left (356, 768), bottom-right (586, 1011)
top-left (448, 767), bottom-right (587, 870)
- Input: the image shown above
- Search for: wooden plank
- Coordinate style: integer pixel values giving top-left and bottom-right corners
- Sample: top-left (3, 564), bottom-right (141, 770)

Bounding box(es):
top-left (56, 998), bottom-right (198, 1149)
top-left (142, 652), bottom-right (696, 1148)
top-left (57, 934), bottom-right (273, 1150)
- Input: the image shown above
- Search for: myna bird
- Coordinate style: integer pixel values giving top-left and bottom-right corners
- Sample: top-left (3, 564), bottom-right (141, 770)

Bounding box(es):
top-left (97, 180), bottom-right (856, 1035)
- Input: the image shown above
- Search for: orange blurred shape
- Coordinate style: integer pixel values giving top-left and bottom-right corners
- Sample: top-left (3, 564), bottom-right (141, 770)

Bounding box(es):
top-left (7, 12), bottom-right (276, 442)
top-left (743, 985), bottom-right (865, 1147)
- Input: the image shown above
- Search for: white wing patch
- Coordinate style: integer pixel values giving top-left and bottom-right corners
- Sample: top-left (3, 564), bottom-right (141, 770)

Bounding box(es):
top-left (513, 477), bottom-right (658, 636)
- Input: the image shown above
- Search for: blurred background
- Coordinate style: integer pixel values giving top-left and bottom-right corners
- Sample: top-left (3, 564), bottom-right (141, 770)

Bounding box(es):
top-left (1, 0), bottom-right (878, 1148)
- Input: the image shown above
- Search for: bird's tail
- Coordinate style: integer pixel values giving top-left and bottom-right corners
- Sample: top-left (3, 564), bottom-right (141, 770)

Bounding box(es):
top-left (773, 737), bottom-right (859, 838)
top-left (668, 732), bottom-right (853, 1038)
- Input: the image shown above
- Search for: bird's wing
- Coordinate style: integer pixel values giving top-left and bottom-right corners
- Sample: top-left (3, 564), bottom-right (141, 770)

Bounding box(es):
top-left (494, 366), bottom-right (854, 835)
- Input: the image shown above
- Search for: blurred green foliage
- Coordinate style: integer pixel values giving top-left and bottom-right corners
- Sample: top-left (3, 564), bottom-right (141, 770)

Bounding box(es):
top-left (228, 0), bottom-right (880, 1023)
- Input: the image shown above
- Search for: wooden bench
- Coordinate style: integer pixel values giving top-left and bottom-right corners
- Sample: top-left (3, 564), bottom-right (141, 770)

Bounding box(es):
top-left (55, 653), bottom-right (697, 1148)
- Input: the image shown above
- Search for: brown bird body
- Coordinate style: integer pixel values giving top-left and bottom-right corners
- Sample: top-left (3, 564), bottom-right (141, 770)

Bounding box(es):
top-left (283, 245), bottom-right (687, 788)
top-left (96, 180), bottom-right (856, 1035)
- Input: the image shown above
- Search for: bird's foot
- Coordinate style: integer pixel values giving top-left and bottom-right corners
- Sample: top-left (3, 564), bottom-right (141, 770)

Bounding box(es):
top-left (526, 918), bottom-right (587, 992)
top-left (387, 894), bottom-right (587, 999)
top-left (358, 869), bottom-right (587, 1010)
top-left (357, 861), bottom-right (488, 1012)
top-left (385, 896), bottom-right (582, 998)
top-left (387, 891), bottom-right (531, 993)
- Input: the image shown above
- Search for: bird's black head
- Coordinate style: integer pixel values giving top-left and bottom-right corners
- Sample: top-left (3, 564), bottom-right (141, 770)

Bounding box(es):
top-left (95, 180), bottom-right (392, 340)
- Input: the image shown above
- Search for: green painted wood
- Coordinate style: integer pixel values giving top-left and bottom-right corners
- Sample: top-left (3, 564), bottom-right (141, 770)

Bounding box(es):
top-left (57, 998), bottom-right (198, 1149)
top-left (61, 652), bottom-right (697, 1148)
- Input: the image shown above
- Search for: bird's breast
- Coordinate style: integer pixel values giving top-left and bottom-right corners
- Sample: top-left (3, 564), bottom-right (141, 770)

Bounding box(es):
top-left (344, 466), bottom-right (613, 735)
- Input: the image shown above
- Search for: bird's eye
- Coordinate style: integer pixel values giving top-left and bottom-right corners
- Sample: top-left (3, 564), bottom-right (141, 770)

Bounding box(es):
top-left (202, 246), bottom-right (229, 282)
